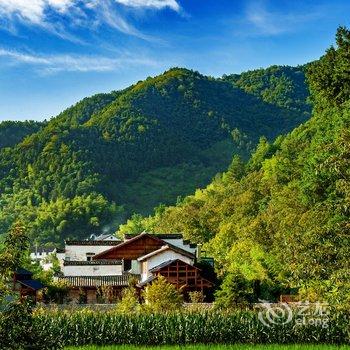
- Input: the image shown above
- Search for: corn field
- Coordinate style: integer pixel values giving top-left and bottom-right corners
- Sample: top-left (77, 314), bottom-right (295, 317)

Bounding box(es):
top-left (27, 309), bottom-right (350, 349)
top-left (65, 346), bottom-right (350, 350)
top-left (1, 305), bottom-right (350, 349)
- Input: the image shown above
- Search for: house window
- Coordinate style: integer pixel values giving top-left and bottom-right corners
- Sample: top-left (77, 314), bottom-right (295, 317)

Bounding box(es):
top-left (123, 259), bottom-right (132, 272)
top-left (86, 253), bottom-right (95, 261)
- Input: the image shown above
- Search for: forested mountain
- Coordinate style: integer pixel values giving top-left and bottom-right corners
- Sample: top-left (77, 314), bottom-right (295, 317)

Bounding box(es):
top-left (0, 67), bottom-right (309, 244)
top-left (0, 120), bottom-right (45, 149)
top-left (222, 65), bottom-right (311, 116)
top-left (122, 28), bottom-right (350, 304)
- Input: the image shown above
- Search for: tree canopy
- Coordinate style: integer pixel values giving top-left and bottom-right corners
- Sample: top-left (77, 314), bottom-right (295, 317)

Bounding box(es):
top-left (122, 28), bottom-right (350, 304)
top-left (0, 67), bottom-right (309, 244)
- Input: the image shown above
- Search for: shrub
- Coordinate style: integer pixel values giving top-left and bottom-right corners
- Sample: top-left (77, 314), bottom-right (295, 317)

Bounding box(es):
top-left (214, 272), bottom-right (254, 308)
top-left (142, 276), bottom-right (183, 313)
top-left (0, 298), bottom-right (34, 350)
top-left (44, 279), bottom-right (70, 304)
top-left (116, 287), bottom-right (141, 314)
top-left (188, 291), bottom-right (205, 303)
top-left (97, 285), bottom-right (114, 304)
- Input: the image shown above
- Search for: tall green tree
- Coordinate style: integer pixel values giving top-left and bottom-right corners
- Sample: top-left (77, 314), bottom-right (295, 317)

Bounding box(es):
top-left (0, 222), bottom-right (29, 295)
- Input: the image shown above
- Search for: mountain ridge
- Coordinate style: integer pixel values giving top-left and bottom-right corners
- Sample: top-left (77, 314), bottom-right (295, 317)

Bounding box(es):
top-left (0, 65), bottom-right (310, 244)
top-left (121, 28), bottom-right (350, 303)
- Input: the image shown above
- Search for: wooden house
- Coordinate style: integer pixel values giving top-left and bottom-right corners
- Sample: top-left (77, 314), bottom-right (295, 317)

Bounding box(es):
top-left (137, 259), bottom-right (213, 294)
top-left (93, 233), bottom-right (214, 299)
top-left (54, 232), bottom-right (215, 303)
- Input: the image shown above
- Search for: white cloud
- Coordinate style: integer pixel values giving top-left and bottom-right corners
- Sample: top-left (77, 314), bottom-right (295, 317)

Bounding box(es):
top-left (47, 0), bottom-right (73, 11)
top-left (115, 0), bottom-right (180, 12)
top-left (243, 1), bottom-right (323, 36)
top-left (0, 0), bottom-right (44, 23)
top-left (88, 0), bottom-right (147, 39)
top-left (0, 48), bottom-right (50, 63)
top-left (0, 0), bottom-right (74, 22)
top-left (0, 48), bottom-right (158, 73)
top-left (0, 0), bottom-right (181, 40)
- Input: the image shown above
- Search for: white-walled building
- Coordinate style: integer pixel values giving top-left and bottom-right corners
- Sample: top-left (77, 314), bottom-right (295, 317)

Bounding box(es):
top-left (61, 240), bottom-right (122, 276)
top-left (63, 260), bottom-right (123, 276)
top-left (137, 245), bottom-right (194, 282)
top-left (53, 232), bottom-right (214, 303)
top-left (30, 247), bottom-right (55, 262)
top-left (64, 240), bottom-right (122, 262)
top-left (30, 247), bottom-right (61, 271)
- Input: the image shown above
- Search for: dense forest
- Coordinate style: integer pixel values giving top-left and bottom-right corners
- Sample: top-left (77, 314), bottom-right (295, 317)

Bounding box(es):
top-left (0, 66), bottom-right (310, 244)
top-left (223, 65), bottom-right (311, 115)
top-left (121, 27), bottom-right (350, 304)
top-left (0, 120), bottom-right (45, 149)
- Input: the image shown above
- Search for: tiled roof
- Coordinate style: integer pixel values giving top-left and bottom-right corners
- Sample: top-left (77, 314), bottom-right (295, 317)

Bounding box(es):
top-left (149, 260), bottom-right (175, 272)
top-left (18, 279), bottom-right (44, 290)
top-left (183, 241), bottom-right (197, 249)
top-left (65, 240), bottom-right (122, 246)
top-left (63, 260), bottom-right (122, 266)
top-left (124, 233), bottom-right (197, 249)
top-left (94, 234), bottom-right (118, 241)
top-left (30, 247), bottom-right (56, 254)
top-left (92, 232), bottom-right (165, 260)
top-left (15, 268), bottom-right (33, 276)
top-left (137, 244), bottom-right (195, 262)
top-left (56, 274), bottom-right (139, 287)
top-left (125, 233), bottom-right (184, 240)
top-left (136, 275), bottom-right (157, 288)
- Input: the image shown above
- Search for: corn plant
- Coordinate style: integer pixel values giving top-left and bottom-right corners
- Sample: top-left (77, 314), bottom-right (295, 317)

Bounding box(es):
top-left (27, 307), bottom-right (350, 349)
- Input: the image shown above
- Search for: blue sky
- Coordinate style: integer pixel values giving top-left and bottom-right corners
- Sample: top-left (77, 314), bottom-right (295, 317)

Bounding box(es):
top-left (0, 0), bottom-right (349, 121)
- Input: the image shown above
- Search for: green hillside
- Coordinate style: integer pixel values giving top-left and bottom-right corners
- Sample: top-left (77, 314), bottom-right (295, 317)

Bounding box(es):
top-left (123, 28), bottom-right (350, 303)
top-left (0, 67), bottom-right (309, 244)
top-left (223, 65), bottom-right (311, 115)
top-left (0, 120), bottom-right (45, 149)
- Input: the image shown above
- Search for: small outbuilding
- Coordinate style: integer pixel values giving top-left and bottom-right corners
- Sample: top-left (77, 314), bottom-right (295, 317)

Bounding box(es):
top-left (13, 268), bottom-right (45, 302)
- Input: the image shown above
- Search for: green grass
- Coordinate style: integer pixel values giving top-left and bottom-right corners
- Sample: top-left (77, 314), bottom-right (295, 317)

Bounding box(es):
top-left (65, 345), bottom-right (350, 350)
